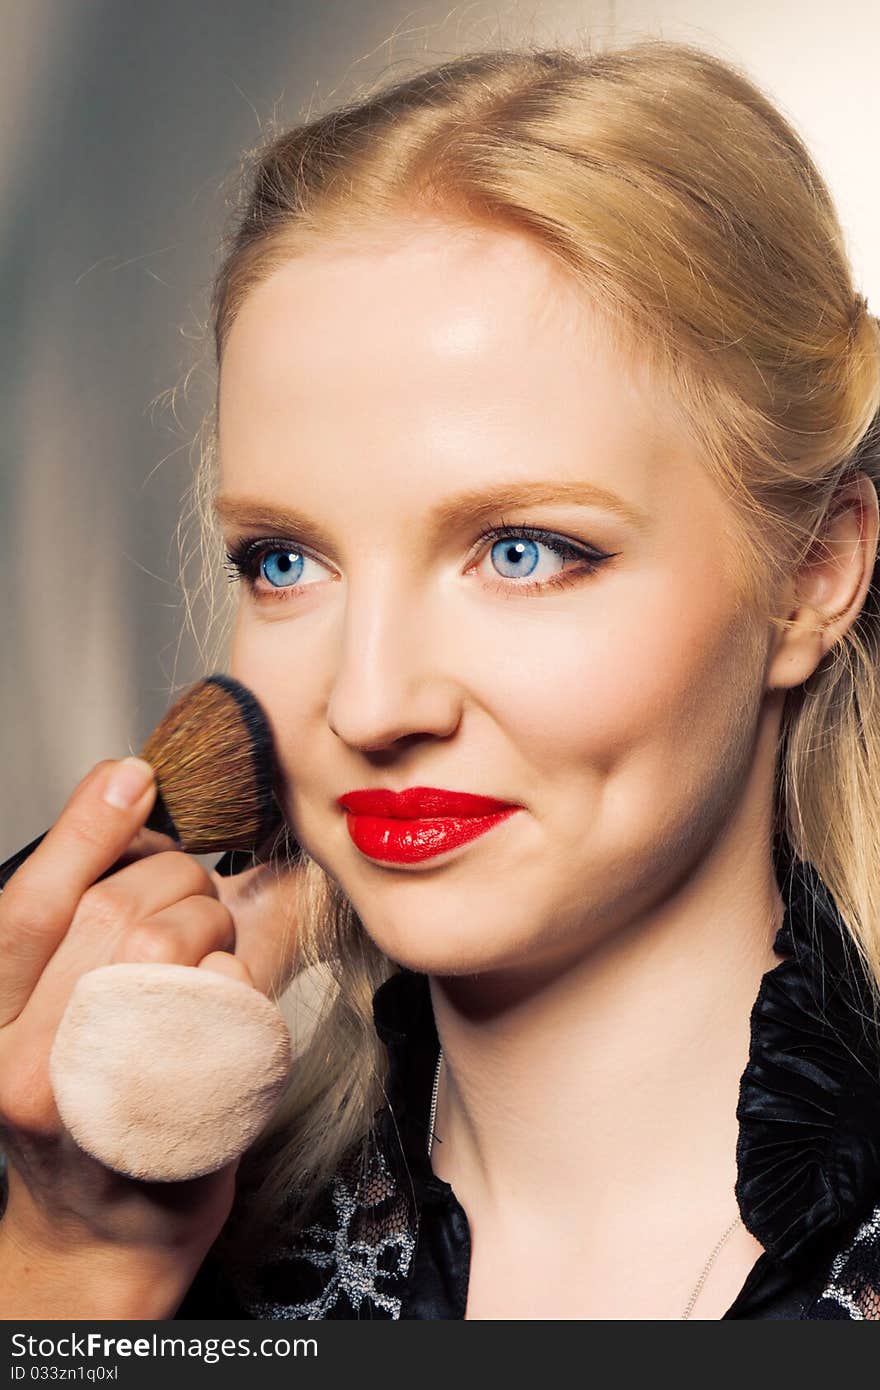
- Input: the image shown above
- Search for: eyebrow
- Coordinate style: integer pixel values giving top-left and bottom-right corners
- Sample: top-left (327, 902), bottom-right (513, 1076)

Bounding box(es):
top-left (213, 480), bottom-right (651, 549)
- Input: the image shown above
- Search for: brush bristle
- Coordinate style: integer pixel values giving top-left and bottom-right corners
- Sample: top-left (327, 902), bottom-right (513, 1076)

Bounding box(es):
top-left (139, 675), bottom-right (282, 854)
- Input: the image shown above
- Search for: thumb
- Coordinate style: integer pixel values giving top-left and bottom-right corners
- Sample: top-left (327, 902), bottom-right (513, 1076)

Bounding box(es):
top-left (0, 758), bottom-right (158, 1029)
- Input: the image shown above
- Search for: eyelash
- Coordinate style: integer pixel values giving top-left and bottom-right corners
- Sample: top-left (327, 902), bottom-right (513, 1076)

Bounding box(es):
top-left (223, 523), bottom-right (618, 602)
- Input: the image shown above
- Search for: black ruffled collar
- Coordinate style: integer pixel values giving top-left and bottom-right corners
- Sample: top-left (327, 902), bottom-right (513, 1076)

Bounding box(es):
top-left (735, 839), bottom-right (880, 1263)
top-left (372, 840), bottom-right (880, 1263)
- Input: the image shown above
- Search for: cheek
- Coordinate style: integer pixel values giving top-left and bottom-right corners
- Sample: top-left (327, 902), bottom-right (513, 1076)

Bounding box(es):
top-left (566, 593), bottom-right (763, 871)
top-left (476, 576), bottom-right (760, 803)
top-left (228, 619), bottom-right (319, 782)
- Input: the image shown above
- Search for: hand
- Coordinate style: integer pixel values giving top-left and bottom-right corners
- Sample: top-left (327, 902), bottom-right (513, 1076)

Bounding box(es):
top-left (0, 758), bottom-right (250, 1265)
top-left (207, 842), bottom-right (307, 1000)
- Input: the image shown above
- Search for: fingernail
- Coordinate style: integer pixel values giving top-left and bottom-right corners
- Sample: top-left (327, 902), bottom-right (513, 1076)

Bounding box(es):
top-left (102, 757), bottom-right (155, 809)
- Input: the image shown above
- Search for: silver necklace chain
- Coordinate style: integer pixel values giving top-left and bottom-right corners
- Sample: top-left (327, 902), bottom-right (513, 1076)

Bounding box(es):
top-left (427, 1044), bottom-right (443, 1154)
top-left (426, 1045), bottom-right (741, 1319)
top-left (679, 1213), bottom-right (742, 1319)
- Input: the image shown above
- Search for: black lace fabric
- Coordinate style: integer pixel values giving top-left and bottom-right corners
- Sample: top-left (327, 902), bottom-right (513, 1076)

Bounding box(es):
top-left (810, 1204), bottom-right (880, 1319)
top-left (239, 1140), bottom-right (417, 1320)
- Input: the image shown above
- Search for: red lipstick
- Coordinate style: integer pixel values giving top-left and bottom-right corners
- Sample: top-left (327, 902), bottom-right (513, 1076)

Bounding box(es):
top-left (336, 787), bottom-right (521, 864)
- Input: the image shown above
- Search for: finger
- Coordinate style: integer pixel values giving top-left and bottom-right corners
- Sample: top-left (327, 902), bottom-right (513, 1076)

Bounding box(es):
top-left (198, 951), bottom-right (255, 987)
top-left (208, 857), bottom-right (280, 909)
top-left (211, 860), bottom-right (305, 998)
top-left (8, 893), bottom-right (237, 1071)
top-left (109, 826), bottom-right (182, 870)
top-left (208, 841), bottom-right (303, 915)
top-left (71, 849), bottom-right (220, 941)
top-left (0, 759), bottom-right (157, 1027)
top-left (10, 855), bottom-right (225, 1047)
top-left (111, 896), bottom-right (236, 967)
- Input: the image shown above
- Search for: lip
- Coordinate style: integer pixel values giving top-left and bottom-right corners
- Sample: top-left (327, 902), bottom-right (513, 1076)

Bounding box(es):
top-left (337, 787), bottom-right (519, 818)
top-left (336, 786), bottom-right (522, 864)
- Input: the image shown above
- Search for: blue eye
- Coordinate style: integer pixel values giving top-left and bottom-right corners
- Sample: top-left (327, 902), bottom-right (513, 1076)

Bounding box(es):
top-left (224, 540), bottom-right (327, 595)
top-left (490, 536), bottom-right (542, 578)
top-left (482, 528), bottom-right (608, 590)
top-left (260, 549), bottom-right (304, 588)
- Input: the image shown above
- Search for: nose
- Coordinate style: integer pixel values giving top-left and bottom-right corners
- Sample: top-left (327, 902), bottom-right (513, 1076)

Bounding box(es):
top-left (325, 578), bottom-right (462, 753)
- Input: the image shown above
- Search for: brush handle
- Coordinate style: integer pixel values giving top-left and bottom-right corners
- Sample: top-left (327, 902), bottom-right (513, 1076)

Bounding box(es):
top-left (0, 791), bottom-right (181, 894)
top-left (0, 831), bottom-right (49, 890)
top-left (1, 812), bottom-right (294, 898)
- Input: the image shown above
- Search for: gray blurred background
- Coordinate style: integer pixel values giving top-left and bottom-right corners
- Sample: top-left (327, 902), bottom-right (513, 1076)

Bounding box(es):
top-left (3, 0), bottom-right (879, 856)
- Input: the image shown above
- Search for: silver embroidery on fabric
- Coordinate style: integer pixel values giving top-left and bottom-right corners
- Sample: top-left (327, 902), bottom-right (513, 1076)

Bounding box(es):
top-left (812, 1202), bottom-right (880, 1320)
top-left (244, 1144), bottom-right (416, 1320)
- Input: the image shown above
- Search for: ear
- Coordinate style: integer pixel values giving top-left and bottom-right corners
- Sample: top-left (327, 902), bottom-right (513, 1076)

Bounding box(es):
top-left (767, 471), bottom-right (879, 691)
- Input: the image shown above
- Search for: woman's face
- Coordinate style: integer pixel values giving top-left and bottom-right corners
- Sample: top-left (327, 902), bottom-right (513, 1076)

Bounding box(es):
top-left (217, 220), bottom-right (768, 977)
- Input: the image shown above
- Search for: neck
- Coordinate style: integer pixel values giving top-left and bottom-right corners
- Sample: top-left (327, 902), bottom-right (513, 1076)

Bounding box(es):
top-left (428, 822), bottom-right (786, 1245)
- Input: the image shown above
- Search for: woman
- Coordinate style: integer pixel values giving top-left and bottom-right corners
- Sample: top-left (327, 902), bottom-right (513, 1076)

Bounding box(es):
top-left (2, 37), bottom-right (880, 1320)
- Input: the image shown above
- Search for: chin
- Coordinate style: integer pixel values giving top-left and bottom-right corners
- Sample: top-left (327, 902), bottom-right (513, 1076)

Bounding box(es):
top-left (356, 913), bottom-right (535, 978)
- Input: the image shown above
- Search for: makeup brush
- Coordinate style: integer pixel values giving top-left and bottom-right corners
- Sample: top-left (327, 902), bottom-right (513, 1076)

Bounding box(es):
top-left (2, 673), bottom-right (297, 1183)
top-left (0, 673), bottom-right (283, 890)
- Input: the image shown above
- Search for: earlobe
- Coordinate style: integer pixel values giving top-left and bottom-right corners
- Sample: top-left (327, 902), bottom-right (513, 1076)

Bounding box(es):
top-left (765, 610), bottom-right (826, 693)
top-left (766, 471), bottom-right (879, 692)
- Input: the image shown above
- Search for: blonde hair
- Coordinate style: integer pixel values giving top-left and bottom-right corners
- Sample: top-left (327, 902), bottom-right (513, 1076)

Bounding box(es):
top-left (183, 38), bottom-right (880, 1292)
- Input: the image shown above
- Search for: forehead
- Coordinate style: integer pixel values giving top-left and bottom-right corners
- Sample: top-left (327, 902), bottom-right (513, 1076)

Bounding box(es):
top-left (217, 221), bottom-right (705, 530)
top-left (222, 219), bottom-right (648, 416)
top-left (222, 219), bottom-right (584, 379)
